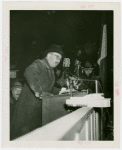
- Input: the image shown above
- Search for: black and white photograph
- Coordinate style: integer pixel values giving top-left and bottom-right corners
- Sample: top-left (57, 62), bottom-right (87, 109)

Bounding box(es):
top-left (2, 1), bottom-right (121, 148)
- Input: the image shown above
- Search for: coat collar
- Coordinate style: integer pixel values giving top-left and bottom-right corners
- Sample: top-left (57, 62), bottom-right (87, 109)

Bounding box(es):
top-left (41, 58), bottom-right (52, 70)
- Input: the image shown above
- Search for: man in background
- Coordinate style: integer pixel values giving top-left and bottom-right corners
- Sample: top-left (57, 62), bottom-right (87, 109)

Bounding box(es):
top-left (79, 61), bottom-right (101, 92)
top-left (10, 65), bottom-right (19, 89)
top-left (10, 81), bottom-right (23, 122)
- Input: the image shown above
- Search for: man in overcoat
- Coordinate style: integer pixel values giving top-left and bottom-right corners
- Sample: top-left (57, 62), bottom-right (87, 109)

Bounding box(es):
top-left (10, 45), bottom-right (63, 140)
top-left (10, 81), bottom-right (23, 123)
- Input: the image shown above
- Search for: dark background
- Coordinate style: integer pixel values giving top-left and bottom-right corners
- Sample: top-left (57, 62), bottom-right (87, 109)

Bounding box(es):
top-left (10, 11), bottom-right (114, 140)
top-left (10, 10), bottom-right (113, 87)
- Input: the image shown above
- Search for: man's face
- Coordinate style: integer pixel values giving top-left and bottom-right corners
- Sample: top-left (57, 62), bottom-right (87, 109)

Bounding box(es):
top-left (10, 71), bottom-right (17, 78)
top-left (47, 52), bottom-right (62, 68)
top-left (84, 69), bottom-right (93, 76)
top-left (12, 87), bottom-right (22, 100)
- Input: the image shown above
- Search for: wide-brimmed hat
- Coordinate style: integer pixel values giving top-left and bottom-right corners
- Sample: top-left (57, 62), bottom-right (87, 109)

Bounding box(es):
top-left (43, 44), bottom-right (64, 58)
top-left (11, 81), bottom-right (23, 90)
top-left (10, 65), bottom-right (19, 71)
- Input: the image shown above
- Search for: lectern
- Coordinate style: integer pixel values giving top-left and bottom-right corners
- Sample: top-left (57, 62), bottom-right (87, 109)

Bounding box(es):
top-left (42, 92), bottom-right (87, 125)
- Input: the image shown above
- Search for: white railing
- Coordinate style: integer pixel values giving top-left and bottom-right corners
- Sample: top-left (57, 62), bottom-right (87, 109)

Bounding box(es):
top-left (15, 107), bottom-right (101, 141)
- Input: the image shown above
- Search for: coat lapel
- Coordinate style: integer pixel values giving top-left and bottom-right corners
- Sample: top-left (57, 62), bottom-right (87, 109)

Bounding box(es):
top-left (40, 58), bottom-right (55, 89)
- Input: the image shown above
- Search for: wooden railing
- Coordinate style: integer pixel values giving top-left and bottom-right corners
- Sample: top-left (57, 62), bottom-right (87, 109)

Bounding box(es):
top-left (15, 106), bottom-right (102, 141)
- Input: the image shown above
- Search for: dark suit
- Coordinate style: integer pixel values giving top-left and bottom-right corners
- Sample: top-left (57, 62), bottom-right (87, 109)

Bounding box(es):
top-left (80, 72), bottom-right (101, 92)
top-left (10, 58), bottom-right (59, 140)
top-left (10, 95), bottom-right (17, 123)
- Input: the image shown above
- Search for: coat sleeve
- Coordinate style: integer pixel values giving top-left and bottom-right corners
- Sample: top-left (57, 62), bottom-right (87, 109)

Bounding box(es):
top-left (24, 60), bottom-right (44, 97)
top-left (52, 87), bottom-right (60, 95)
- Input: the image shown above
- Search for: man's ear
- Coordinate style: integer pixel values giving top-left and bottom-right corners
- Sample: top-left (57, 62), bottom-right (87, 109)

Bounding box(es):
top-left (46, 53), bottom-right (51, 59)
top-left (12, 89), bottom-right (15, 98)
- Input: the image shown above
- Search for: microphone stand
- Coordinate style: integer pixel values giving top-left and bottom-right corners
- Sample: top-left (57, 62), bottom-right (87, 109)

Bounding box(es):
top-left (70, 80), bottom-right (73, 97)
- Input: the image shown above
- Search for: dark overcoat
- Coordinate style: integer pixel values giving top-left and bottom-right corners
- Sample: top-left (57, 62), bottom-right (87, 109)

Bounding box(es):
top-left (10, 58), bottom-right (58, 140)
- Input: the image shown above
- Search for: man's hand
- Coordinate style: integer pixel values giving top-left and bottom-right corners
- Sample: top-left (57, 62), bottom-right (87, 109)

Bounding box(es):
top-left (35, 92), bottom-right (40, 98)
top-left (39, 92), bottom-right (53, 99)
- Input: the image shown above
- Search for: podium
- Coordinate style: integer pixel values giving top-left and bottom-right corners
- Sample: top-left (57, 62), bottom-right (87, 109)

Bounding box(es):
top-left (42, 92), bottom-right (87, 125)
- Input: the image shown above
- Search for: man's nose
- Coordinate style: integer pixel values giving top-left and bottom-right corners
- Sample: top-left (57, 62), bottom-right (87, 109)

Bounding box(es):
top-left (56, 60), bottom-right (60, 63)
top-left (17, 90), bottom-right (21, 94)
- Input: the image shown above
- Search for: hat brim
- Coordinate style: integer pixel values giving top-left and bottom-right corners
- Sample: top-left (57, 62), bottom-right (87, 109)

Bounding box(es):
top-left (43, 49), bottom-right (64, 58)
top-left (11, 86), bottom-right (22, 90)
top-left (10, 69), bottom-right (19, 71)
top-left (83, 68), bottom-right (94, 70)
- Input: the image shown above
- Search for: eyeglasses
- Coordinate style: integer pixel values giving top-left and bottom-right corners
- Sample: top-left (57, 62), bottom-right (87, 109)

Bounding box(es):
top-left (51, 53), bottom-right (62, 60)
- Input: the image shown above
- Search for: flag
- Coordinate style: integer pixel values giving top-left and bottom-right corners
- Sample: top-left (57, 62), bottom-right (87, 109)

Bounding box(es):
top-left (97, 24), bottom-right (107, 94)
